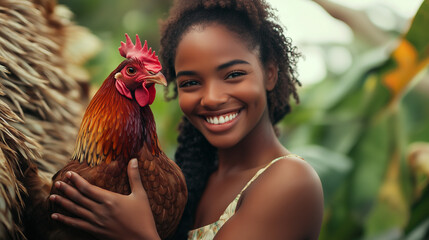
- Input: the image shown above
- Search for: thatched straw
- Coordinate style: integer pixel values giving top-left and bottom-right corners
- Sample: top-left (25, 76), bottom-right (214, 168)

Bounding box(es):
top-left (0, 0), bottom-right (100, 238)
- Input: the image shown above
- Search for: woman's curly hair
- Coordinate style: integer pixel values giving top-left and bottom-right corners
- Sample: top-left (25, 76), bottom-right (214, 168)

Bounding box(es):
top-left (159, 0), bottom-right (301, 238)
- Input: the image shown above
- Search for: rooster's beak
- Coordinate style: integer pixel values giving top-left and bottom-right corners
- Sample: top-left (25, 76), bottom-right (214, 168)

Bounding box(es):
top-left (145, 72), bottom-right (167, 87)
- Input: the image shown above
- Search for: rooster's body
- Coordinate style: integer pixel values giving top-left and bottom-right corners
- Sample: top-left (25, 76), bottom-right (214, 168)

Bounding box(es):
top-left (23, 35), bottom-right (187, 240)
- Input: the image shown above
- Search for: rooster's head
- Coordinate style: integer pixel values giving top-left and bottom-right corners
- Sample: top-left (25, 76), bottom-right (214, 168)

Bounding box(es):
top-left (114, 34), bottom-right (166, 107)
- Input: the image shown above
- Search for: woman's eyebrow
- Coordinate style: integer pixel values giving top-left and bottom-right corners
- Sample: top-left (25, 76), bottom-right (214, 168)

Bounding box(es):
top-left (176, 60), bottom-right (250, 77)
top-left (217, 59), bottom-right (250, 71)
top-left (176, 70), bottom-right (197, 78)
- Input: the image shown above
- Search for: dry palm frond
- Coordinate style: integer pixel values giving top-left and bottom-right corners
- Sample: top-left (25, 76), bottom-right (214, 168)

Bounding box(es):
top-left (0, 0), bottom-right (100, 238)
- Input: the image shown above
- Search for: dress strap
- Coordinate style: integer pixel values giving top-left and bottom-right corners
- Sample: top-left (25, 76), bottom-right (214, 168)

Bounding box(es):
top-left (238, 154), bottom-right (302, 195)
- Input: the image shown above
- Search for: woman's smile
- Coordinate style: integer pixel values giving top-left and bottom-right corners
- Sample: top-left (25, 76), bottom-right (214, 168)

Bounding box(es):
top-left (199, 109), bottom-right (242, 134)
top-left (204, 111), bottom-right (239, 125)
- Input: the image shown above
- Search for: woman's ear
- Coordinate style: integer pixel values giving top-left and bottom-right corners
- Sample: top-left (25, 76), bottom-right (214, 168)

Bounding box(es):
top-left (265, 62), bottom-right (278, 91)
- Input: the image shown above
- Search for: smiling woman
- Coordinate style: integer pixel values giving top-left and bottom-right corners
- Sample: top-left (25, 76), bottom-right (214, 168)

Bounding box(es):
top-left (159, 1), bottom-right (324, 239)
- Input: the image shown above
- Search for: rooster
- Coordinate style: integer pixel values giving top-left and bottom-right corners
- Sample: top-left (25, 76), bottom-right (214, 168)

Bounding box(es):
top-left (23, 34), bottom-right (187, 240)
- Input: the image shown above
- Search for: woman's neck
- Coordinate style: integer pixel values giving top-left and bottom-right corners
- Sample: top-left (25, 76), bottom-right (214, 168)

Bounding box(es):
top-left (216, 111), bottom-right (289, 176)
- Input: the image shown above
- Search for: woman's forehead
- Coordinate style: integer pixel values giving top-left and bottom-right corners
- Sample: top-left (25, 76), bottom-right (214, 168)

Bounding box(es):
top-left (174, 24), bottom-right (259, 69)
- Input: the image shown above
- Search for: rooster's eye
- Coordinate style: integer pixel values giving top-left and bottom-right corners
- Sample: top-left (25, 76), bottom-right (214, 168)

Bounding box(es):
top-left (126, 67), bottom-right (137, 75)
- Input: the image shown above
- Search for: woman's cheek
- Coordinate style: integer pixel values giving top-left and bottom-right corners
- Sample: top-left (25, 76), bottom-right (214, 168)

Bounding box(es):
top-left (178, 92), bottom-right (196, 117)
top-left (237, 82), bottom-right (266, 109)
top-left (178, 94), bottom-right (188, 115)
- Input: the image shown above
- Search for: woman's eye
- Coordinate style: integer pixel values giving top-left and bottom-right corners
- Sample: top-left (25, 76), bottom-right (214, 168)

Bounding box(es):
top-left (178, 80), bottom-right (199, 88)
top-left (226, 71), bottom-right (245, 79)
top-left (126, 67), bottom-right (137, 75)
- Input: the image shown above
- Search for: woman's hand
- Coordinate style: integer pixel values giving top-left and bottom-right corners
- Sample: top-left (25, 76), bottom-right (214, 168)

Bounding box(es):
top-left (49, 159), bottom-right (161, 240)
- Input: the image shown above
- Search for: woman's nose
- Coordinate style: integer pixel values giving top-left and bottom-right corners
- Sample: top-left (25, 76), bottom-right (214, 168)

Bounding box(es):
top-left (200, 81), bottom-right (228, 109)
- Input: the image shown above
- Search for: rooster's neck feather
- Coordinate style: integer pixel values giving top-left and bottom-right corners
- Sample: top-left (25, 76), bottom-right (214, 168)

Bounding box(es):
top-left (72, 63), bottom-right (159, 167)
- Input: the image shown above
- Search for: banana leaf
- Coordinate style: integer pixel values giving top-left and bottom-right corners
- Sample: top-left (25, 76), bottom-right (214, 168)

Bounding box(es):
top-left (282, 1), bottom-right (429, 239)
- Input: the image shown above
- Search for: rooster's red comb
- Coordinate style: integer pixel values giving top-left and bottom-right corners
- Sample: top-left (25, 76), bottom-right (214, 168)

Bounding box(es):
top-left (118, 34), bottom-right (162, 73)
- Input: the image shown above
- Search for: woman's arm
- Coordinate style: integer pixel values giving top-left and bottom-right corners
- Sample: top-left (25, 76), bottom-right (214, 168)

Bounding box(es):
top-left (214, 156), bottom-right (324, 240)
top-left (50, 159), bottom-right (161, 240)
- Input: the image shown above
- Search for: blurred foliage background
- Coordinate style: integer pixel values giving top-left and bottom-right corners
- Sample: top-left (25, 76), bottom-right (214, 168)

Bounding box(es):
top-left (58, 0), bottom-right (429, 239)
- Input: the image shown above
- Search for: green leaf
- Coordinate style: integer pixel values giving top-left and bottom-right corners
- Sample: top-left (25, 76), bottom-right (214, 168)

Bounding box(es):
top-left (405, 185), bottom-right (429, 235)
top-left (349, 116), bottom-right (391, 213)
top-left (404, 1), bottom-right (429, 61)
top-left (404, 218), bottom-right (429, 240)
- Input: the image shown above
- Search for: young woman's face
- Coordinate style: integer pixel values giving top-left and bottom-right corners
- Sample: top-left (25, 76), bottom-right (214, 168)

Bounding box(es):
top-left (174, 24), bottom-right (275, 149)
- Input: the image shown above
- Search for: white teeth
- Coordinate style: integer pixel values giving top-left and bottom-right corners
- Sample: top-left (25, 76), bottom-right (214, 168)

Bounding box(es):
top-left (219, 116), bottom-right (225, 124)
top-left (206, 112), bottom-right (238, 125)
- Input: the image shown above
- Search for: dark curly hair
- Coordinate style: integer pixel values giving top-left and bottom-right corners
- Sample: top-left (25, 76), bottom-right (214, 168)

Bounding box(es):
top-left (159, 0), bottom-right (301, 238)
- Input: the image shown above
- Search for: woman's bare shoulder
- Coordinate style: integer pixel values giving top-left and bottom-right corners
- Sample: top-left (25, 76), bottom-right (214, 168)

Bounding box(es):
top-left (265, 155), bottom-right (323, 193)
top-left (215, 155), bottom-right (324, 239)
top-left (248, 155), bottom-right (324, 211)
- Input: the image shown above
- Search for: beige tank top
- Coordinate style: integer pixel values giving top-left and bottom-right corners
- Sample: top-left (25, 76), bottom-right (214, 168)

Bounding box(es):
top-left (187, 154), bottom-right (302, 240)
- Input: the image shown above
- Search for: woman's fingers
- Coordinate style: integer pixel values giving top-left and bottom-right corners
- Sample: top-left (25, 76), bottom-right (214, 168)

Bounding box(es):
top-left (51, 212), bottom-right (102, 236)
top-left (65, 171), bottom-right (107, 203)
top-left (54, 180), bottom-right (98, 209)
top-left (127, 159), bottom-right (146, 197)
top-left (50, 194), bottom-right (95, 222)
